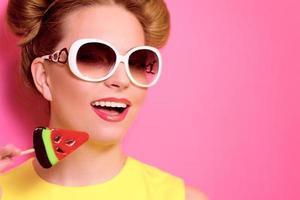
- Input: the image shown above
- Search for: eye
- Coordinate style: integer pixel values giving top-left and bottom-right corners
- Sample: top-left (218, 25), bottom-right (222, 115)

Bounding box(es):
top-left (76, 43), bottom-right (116, 66)
top-left (129, 59), bottom-right (141, 67)
top-left (77, 52), bottom-right (108, 64)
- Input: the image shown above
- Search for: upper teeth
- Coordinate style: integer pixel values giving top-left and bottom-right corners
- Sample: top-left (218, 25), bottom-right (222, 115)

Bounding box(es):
top-left (92, 101), bottom-right (127, 108)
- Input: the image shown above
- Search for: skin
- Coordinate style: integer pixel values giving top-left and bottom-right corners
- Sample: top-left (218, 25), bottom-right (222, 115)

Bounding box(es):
top-left (0, 144), bottom-right (21, 199)
top-left (30, 4), bottom-right (147, 187)
top-left (0, 4), bottom-right (207, 200)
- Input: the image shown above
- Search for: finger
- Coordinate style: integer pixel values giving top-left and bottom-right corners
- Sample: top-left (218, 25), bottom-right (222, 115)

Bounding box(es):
top-left (0, 145), bottom-right (21, 159)
top-left (10, 148), bottom-right (21, 157)
top-left (0, 158), bottom-right (12, 173)
top-left (0, 144), bottom-right (15, 154)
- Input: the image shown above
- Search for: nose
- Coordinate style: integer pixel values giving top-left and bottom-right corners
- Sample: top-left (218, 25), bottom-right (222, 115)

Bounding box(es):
top-left (103, 62), bottom-right (130, 90)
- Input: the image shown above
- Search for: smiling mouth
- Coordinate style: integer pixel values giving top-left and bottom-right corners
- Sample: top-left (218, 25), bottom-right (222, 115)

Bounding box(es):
top-left (91, 101), bottom-right (128, 114)
top-left (90, 98), bottom-right (131, 122)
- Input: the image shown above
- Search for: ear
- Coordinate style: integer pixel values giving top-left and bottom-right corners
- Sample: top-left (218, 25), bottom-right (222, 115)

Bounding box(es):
top-left (31, 58), bottom-right (53, 101)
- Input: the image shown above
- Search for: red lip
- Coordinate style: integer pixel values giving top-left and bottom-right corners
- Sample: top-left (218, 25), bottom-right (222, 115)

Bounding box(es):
top-left (91, 97), bottom-right (131, 122)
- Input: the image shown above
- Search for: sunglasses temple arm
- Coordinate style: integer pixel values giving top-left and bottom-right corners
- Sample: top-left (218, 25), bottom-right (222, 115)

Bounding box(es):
top-left (41, 55), bottom-right (50, 60)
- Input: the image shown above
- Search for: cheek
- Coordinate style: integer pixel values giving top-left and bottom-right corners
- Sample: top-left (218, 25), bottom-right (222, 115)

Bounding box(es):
top-left (47, 66), bottom-right (91, 108)
top-left (130, 88), bottom-right (147, 114)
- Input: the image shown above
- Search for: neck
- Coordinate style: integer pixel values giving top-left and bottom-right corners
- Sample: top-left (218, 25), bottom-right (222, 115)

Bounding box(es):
top-left (33, 140), bottom-right (127, 186)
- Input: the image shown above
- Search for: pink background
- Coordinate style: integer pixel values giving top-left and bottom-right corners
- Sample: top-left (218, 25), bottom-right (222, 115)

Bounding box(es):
top-left (0, 0), bottom-right (299, 199)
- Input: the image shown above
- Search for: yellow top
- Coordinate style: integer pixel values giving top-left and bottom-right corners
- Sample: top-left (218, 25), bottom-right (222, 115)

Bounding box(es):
top-left (0, 156), bottom-right (185, 200)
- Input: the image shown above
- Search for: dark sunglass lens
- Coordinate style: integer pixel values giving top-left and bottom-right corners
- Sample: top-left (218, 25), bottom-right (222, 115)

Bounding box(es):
top-left (129, 49), bottom-right (159, 85)
top-left (76, 42), bottom-right (116, 78)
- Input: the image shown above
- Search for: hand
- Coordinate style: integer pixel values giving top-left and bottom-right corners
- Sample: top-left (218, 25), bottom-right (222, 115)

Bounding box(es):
top-left (0, 144), bottom-right (21, 199)
top-left (0, 144), bottom-right (21, 173)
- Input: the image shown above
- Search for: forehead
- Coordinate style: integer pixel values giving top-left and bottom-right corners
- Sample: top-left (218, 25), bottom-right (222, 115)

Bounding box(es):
top-left (58, 4), bottom-right (145, 54)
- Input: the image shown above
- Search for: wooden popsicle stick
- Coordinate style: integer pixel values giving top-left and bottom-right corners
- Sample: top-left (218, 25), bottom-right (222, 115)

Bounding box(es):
top-left (20, 148), bottom-right (35, 156)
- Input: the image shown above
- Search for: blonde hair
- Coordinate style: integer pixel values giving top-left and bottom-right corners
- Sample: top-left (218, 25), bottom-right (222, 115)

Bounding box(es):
top-left (6, 0), bottom-right (170, 90)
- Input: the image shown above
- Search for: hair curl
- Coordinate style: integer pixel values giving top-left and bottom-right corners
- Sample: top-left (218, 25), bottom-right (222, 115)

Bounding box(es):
top-left (6, 0), bottom-right (171, 91)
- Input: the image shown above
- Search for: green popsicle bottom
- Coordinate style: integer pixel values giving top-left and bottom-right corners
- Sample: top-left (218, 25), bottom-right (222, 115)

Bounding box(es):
top-left (42, 128), bottom-right (59, 166)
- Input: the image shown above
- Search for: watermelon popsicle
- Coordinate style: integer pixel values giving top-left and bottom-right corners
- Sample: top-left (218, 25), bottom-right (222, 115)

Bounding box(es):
top-left (21, 127), bottom-right (89, 168)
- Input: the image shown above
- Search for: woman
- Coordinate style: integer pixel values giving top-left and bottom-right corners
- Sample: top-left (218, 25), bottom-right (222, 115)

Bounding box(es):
top-left (0, 0), bottom-right (207, 199)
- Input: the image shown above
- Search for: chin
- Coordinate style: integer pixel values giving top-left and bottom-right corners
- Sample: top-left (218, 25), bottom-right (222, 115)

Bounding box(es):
top-left (86, 126), bottom-right (127, 146)
top-left (87, 136), bottom-right (123, 147)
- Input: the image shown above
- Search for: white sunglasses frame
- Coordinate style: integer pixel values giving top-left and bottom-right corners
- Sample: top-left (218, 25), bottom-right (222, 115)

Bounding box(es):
top-left (41, 38), bottom-right (162, 88)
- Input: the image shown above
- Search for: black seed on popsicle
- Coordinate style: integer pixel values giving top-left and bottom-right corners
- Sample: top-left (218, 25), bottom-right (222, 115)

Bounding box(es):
top-left (64, 139), bottom-right (76, 147)
top-left (55, 146), bottom-right (66, 154)
top-left (54, 135), bottom-right (62, 143)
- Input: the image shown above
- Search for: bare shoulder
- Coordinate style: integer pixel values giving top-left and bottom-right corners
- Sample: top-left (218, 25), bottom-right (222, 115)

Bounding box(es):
top-left (185, 185), bottom-right (208, 200)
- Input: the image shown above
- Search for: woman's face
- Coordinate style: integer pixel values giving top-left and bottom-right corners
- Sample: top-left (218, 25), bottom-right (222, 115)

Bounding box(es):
top-left (43, 5), bottom-right (147, 145)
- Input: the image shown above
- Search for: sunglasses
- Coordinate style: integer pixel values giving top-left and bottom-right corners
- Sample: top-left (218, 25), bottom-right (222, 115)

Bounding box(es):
top-left (41, 38), bottom-right (162, 88)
